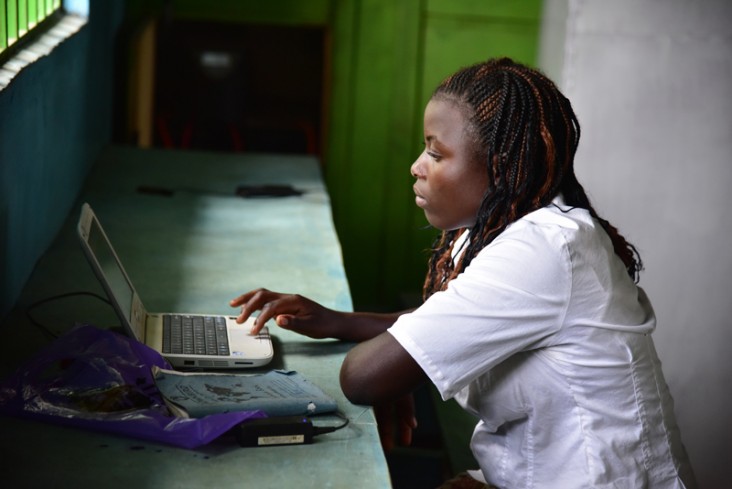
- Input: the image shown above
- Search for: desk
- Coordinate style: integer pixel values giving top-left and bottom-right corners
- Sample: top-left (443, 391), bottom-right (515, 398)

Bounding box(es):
top-left (0, 146), bottom-right (392, 488)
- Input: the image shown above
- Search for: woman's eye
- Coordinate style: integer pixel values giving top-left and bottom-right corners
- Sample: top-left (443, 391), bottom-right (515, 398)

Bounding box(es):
top-left (427, 151), bottom-right (441, 161)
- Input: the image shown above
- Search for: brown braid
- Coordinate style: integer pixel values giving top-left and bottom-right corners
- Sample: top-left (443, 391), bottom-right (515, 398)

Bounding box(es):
top-left (423, 58), bottom-right (642, 299)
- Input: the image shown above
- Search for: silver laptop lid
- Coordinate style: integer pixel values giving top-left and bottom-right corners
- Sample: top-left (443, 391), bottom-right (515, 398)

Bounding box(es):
top-left (77, 203), bottom-right (147, 341)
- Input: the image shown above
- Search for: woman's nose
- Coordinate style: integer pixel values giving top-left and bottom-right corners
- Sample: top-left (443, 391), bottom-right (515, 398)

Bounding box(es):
top-left (411, 154), bottom-right (425, 178)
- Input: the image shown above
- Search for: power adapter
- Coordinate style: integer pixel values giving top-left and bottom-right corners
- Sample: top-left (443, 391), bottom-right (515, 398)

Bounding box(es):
top-left (234, 416), bottom-right (315, 447)
top-left (232, 414), bottom-right (350, 447)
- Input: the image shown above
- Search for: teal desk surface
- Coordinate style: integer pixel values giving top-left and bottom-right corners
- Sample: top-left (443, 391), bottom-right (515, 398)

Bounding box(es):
top-left (0, 146), bottom-right (392, 488)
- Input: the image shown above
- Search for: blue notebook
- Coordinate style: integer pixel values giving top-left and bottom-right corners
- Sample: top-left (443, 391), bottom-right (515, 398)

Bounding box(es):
top-left (153, 367), bottom-right (338, 418)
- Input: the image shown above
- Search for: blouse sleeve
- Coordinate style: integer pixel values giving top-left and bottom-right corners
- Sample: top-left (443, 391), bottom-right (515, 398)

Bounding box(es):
top-left (388, 219), bottom-right (573, 400)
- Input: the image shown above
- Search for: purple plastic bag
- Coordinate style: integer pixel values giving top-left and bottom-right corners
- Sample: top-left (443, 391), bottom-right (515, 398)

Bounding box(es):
top-left (0, 324), bottom-right (265, 449)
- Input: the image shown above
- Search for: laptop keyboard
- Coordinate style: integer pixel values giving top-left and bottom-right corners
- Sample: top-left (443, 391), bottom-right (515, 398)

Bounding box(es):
top-left (162, 314), bottom-right (230, 356)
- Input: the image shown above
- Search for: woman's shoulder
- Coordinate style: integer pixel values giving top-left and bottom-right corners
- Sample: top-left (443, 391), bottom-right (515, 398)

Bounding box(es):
top-left (464, 199), bottom-right (607, 290)
top-left (492, 199), bottom-right (586, 247)
top-left (520, 196), bottom-right (593, 231)
top-left (496, 198), bottom-right (602, 255)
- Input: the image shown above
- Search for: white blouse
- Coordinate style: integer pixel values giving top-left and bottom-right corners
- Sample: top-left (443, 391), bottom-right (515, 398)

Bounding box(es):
top-left (388, 197), bottom-right (696, 489)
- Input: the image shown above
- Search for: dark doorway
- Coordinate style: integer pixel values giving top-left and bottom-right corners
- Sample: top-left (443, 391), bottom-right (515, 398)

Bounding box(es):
top-left (154, 20), bottom-right (325, 155)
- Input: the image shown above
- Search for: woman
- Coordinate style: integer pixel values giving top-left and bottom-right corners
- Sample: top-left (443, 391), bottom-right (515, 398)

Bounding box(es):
top-left (231, 58), bottom-right (696, 488)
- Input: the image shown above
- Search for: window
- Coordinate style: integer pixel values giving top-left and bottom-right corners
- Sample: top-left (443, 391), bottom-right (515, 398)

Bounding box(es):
top-left (1, 0), bottom-right (63, 59)
top-left (0, 0), bottom-right (87, 89)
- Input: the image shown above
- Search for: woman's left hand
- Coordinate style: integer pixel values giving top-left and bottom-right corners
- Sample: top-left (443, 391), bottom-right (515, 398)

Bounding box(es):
top-left (374, 394), bottom-right (418, 451)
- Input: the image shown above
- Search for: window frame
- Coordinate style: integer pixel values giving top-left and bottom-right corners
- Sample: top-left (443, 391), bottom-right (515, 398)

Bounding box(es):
top-left (1, 0), bottom-right (64, 65)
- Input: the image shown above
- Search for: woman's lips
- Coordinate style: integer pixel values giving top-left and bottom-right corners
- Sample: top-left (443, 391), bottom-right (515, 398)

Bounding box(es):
top-left (413, 185), bottom-right (427, 208)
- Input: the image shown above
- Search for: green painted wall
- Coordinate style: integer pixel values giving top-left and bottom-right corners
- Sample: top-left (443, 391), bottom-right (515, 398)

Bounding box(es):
top-left (169, 0), bottom-right (332, 25)
top-left (0, 0), bottom-right (125, 318)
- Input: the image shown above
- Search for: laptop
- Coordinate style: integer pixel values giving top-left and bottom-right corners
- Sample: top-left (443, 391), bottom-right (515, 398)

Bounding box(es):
top-left (76, 202), bottom-right (273, 369)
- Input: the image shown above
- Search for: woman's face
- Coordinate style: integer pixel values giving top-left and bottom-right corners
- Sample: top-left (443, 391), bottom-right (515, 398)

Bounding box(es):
top-left (411, 98), bottom-right (488, 231)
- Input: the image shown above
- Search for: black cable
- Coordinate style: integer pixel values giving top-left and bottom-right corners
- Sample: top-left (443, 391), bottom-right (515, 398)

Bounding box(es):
top-left (24, 291), bottom-right (112, 339)
top-left (311, 410), bottom-right (350, 437)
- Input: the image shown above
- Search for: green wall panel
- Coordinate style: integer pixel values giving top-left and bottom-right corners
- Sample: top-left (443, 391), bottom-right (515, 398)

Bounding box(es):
top-left (325, 0), bottom-right (424, 310)
top-left (169, 0), bottom-right (332, 26)
top-left (427, 0), bottom-right (542, 20)
top-left (421, 16), bottom-right (540, 103)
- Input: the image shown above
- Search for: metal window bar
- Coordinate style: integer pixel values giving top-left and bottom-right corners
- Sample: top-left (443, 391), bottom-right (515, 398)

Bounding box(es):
top-left (1, 0), bottom-right (63, 56)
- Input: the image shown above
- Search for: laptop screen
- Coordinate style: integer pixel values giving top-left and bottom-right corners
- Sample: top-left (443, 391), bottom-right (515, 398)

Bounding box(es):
top-left (87, 217), bottom-right (134, 324)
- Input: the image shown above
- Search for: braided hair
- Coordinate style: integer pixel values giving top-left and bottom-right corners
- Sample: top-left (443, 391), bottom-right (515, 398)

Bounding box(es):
top-left (423, 58), bottom-right (642, 299)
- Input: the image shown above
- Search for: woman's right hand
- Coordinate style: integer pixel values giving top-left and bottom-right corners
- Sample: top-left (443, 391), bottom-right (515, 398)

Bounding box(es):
top-left (230, 288), bottom-right (340, 339)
